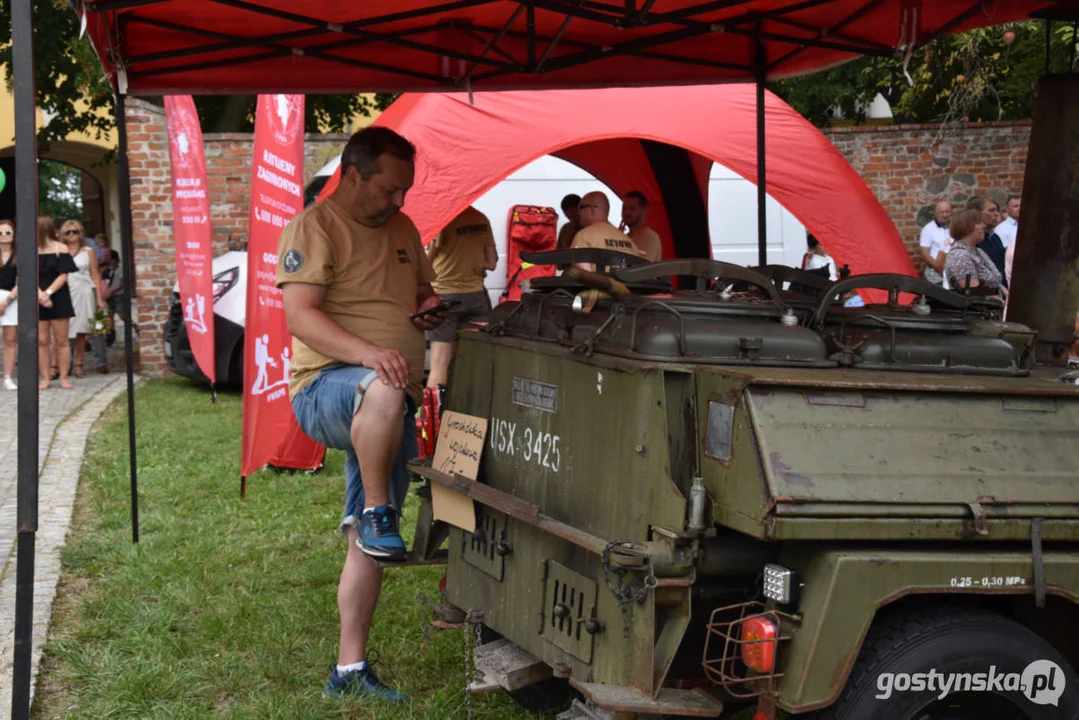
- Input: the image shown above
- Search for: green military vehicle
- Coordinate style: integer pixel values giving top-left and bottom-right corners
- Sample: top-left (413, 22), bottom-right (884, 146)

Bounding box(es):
top-left (408, 252), bottom-right (1079, 720)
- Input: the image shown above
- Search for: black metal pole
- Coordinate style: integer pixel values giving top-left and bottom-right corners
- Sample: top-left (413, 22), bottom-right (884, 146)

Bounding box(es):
top-left (755, 28), bottom-right (768, 267)
top-left (114, 93), bottom-right (140, 544)
top-left (11, 0), bottom-right (38, 715)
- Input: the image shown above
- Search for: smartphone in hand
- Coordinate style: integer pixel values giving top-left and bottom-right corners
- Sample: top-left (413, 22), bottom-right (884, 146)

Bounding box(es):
top-left (409, 299), bottom-right (460, 321)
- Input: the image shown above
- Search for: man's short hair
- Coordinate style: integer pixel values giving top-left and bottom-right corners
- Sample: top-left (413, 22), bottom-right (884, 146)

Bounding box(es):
top-left (561, 194), bottom-right (581, 212)
top-left (1008, 194), bottom-right (1021, 204)
top-left (806, 234), bottom-right (820, 249)
top-left (340, 127), bottom-right (416, 181)
top-left (966, 195), bottom-right (996, 212)
top-left (624, 190), bottom-right (648, 207)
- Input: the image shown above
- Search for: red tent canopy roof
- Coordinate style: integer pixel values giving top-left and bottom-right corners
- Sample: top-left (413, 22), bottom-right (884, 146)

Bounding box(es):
top-left (82, 0), bottom-right (1057, 95)
top-left (317, 85), bottom-right (915, 278)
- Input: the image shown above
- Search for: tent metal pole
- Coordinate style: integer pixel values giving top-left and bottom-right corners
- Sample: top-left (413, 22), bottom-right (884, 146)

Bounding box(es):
top-left (114, 93), bottom-right (141, 544)
top-left (755, 29), bottom-right (767, 267)
top-left (10, 0), bottom-right (39, 715)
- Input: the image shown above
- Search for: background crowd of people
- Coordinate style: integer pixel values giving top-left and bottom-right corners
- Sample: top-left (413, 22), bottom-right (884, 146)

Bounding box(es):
top-left (918, 194), bottom-right (1020, 298)
top-left (0, 215), bottom-right (126, 391)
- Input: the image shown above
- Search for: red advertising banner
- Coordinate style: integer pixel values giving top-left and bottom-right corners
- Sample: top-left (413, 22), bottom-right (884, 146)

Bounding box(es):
top-left (241, 94), bottom-right (325, 477)
top-left (164, 95), bottom-right (215, 384)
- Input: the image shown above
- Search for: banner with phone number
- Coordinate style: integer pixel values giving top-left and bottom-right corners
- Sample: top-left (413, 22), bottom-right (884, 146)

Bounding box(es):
top-left (164, 95), bottom-right (215, 384)
top-left (240, 94), bottom-right (325, 478)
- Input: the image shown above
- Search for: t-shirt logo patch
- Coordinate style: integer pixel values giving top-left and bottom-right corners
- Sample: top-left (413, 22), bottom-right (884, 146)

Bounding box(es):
top-left (397, 249), bottom-right (410, 264)
top-left (282, 248), bottom-right (304, 273)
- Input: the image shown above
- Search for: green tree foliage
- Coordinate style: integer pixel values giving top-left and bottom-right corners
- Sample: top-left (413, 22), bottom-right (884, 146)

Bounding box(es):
top-left (0, 0), bottom-right (396, 146)
top-left (38, 158), bottom-right (83, 221)
top-left (0, 0), bottom-right (115, 148)
top-left (772, 21), bottom-right (1078, 128)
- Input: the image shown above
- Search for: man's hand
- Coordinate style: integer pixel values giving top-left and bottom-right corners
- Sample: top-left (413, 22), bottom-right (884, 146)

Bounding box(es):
top-left (358, 345), bottom-right (411, 389)
top-left (412, 293), bottom-right (446, 331)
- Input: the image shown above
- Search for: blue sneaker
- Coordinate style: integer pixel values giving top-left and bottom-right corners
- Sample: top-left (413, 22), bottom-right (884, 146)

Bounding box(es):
top-left (323, 661), bottom-right (407, 702)
top-left (357, 505), bottom-right (407, 560)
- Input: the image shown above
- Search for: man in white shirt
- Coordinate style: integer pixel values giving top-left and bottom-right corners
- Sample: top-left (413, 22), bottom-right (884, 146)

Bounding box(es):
top-left (995, 194), bottom-right (1020, 247)
top-left (919, 200), bottom-right (953, 289)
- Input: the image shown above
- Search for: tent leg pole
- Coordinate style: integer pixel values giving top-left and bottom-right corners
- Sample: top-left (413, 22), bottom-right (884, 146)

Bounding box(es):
top-left (11, 0), bottom-right (39, 716)
top-left (755, 30), bottom-right (768, 267)
top-left (115, 92), bottom-right (140, 545)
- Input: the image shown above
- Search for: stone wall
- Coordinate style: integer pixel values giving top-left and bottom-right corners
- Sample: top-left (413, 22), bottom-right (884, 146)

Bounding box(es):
top-left (822, 121), bottom-right (1031, 259)
top-left (124, 99), bottom-right (349, 375)
top-left (126, 97), bottom-right (1032, 376)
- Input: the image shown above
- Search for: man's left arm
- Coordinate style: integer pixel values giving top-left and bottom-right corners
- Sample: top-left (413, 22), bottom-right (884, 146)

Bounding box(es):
top-left (483, 228), bottom-right (498, 271)
top-left (413, 234), bottom-right (445, 330)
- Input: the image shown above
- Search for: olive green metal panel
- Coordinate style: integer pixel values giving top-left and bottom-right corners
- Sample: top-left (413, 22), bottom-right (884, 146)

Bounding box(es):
top-left (443, 333), bottom-right (680, 692)
top-left (446, 517), bottom-right (656, 691)
top-left (694, 374), bottom-right (771, 539)
top-left (454, 333), bottom-right (686, 547)
top-left (745, 388), bottom-right (1079, 510)
top-left (772, 546), bottom-right (1079, 712)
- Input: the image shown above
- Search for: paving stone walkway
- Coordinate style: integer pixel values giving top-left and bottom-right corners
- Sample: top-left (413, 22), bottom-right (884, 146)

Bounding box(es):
top-left (0, 346), bottom-right (134, 717)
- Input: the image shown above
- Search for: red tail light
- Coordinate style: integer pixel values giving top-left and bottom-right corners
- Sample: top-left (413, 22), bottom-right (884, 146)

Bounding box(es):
top-left (740, 616), bottom-right (778, 673)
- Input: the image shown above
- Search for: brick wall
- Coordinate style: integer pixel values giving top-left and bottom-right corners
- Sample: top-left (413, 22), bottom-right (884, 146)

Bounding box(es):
top-left (124, 99), bottom-right (348, 375)
top-left (822, 121), bottom-right (1031, 261)
top-left (126, 98), bottom-right (1033, 376)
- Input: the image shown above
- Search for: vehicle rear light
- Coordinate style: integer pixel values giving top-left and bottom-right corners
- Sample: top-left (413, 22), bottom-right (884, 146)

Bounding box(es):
top-left (740, 616), bottom-right (778, 673)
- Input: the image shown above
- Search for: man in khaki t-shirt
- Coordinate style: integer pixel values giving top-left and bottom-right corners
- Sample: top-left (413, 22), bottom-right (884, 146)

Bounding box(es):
top-left (621, 190), bottom-right (662, 263)
top-left (570, 191), bottom-right (640, 272)
top-left (425, 205), bottom-right (497, 388)
top-left (276, 127), bottom-right (445, 703)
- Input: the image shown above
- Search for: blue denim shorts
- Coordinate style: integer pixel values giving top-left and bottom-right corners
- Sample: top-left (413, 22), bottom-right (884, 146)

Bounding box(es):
top-left (290, 364), bottom-right (417, 535)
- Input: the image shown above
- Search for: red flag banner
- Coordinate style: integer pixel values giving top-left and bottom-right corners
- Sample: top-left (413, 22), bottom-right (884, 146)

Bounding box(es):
top-left (241, 94), bottom-right (325, 477)
top-left (164, 95), bottom-right (215, 384)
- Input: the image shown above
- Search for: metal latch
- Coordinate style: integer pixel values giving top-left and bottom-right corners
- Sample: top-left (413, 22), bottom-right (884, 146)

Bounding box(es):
top-left (966, 501), bottom-right (988, 536)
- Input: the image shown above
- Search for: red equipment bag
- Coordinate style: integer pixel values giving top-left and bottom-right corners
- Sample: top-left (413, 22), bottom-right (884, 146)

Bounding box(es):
top-left (502, 205), bottom-right (558, 303)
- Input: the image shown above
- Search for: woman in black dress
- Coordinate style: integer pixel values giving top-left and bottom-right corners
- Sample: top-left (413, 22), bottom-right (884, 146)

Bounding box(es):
top-left (0, 219), bottom-right (17, 390)
top-left (37, 216), bottom-right (77, 389)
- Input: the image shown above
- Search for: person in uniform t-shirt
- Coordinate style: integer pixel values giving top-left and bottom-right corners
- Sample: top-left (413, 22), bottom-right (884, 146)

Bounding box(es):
top-left (918, 199), bottom-right (953, 289)
top-left (425, 205), bottom-right (498, 388)
top-left (570, 191), bottom-right (640, 272)
top-left (276, 127), bottom-right (445, 704)
top-left (620, 190), bottom-right (662, 263)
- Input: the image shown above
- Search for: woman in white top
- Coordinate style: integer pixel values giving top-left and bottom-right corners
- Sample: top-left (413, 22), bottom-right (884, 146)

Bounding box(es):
top-left (0, 219), bottom-right (18, 389)
top-left (801, 234), bottom-right (839, 281)
top-left (60, 220), bottom-right (107, 377)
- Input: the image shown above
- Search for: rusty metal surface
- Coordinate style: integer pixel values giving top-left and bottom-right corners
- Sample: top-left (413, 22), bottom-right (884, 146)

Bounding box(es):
top-left (1007, 75), bottom-right (1079, 360)
top-left (568, 680), bottom-right (723, 717)
top-left (774, 546), bottom-right (1079, 712)
top-left (743, 387), bottom-right (1079, 513)
top-left (409, 462), bottom-right (610, 555)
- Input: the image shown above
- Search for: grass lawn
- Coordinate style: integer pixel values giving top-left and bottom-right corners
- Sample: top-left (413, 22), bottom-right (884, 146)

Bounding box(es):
top-left (33, 377), bottom-right (555, 720)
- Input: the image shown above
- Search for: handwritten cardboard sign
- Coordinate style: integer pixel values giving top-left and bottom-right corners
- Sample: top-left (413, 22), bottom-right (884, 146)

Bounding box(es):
top-left (430, 411), bottom-right (488, 533)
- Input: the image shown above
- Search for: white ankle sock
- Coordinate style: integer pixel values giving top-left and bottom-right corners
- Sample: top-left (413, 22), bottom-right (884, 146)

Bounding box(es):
top-left (337, 661), bottom-right (366, 674)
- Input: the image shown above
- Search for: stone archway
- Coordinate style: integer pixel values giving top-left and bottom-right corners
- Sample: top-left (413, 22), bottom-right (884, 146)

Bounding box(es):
top-left (0, 140), bottom-right (118, 241)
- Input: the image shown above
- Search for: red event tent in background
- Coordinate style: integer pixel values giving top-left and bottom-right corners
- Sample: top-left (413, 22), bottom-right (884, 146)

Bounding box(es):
top-left (316, 84), bottom-right (915, 280)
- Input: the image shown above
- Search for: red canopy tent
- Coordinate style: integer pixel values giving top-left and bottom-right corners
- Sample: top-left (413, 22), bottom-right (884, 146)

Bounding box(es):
top-left (315, 84), bottom-right (914, 278)
top-left (81, 0), bottom-right (1054, 94)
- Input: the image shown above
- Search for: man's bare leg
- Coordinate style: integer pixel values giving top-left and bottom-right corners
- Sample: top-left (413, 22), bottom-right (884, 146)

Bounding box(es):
top-left (351, 378), bottom-right (405, 509)
top-left (337, 526), bottom-right (383, 665)
top-left (427, 341), bottom-right (455, 388)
